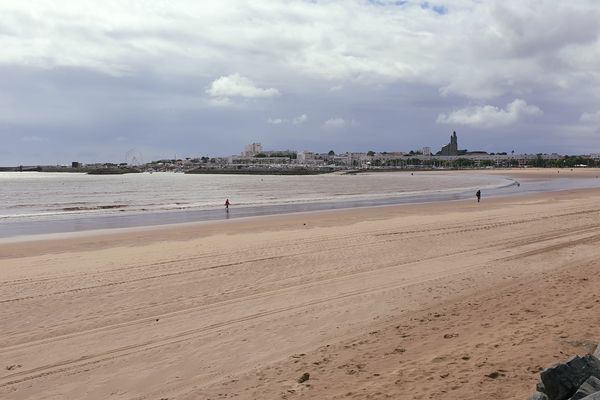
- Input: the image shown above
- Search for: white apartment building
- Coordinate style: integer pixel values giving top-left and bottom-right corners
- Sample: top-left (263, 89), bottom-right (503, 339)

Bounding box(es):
top-left (242, 143), bottom-right (263, 156)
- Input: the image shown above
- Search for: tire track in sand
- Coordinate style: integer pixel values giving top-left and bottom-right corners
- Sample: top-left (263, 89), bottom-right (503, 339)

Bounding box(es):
top-left (2, 224), bottom-right (599, 389)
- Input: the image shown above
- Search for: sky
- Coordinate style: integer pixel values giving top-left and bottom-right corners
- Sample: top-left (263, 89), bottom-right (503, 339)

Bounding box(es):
top-left (1, 0), bottom-right (600, 165)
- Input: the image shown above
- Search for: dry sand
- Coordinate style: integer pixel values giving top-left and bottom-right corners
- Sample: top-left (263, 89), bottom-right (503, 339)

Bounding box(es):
top-left (1, 169), bottom-right (600, 399)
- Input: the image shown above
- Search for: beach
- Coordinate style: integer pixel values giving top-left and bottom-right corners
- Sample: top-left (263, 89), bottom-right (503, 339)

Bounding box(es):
top-left (2, 169), bottom-right (600, 399)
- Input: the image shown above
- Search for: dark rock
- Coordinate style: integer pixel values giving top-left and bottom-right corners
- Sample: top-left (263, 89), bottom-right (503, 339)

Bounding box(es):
top-left (297, 372), bottom-right (310, 383)
top-left (537, 355), bottom-right (600, 400)
top-left (578, 393), bottom-right (600, 400)
top-left (571, 376), bottom-right (600, 400)
top-left (528, 392), bottom-right (549, 400)
top-left (486, 371), bottom-right (505, 379)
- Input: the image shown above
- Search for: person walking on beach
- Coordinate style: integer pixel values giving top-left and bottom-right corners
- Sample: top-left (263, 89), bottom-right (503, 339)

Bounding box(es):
top-left (476, 190), bottom-right (481, 203)
top-left (225, 198), bottom-right (230, 211)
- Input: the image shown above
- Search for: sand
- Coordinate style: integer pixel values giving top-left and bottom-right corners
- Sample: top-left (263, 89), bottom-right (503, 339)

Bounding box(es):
top-left (1, 169), bottom-right (600, 399)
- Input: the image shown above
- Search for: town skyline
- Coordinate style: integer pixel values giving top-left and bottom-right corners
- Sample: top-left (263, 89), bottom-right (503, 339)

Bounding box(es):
top-left (5, 132), bottom-right (591, 172)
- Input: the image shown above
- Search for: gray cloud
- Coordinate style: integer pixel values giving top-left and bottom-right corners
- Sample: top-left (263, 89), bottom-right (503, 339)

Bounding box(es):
top-left (1, 0), bottom-right (600, 165)
top-left (580, 111), bottom-right (600, 124)
top-left (322, 117), bottom-right (358, 130)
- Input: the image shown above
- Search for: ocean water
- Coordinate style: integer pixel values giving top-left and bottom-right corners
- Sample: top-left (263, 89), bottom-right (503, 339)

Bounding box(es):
top-left (2, 170), bottom-right (581, 239)
top-left (0, 171), bottom-right (511, 218)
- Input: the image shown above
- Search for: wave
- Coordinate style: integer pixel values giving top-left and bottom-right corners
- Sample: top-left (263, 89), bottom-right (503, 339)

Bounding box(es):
top-left (62, 204), bottom-right (129, 211)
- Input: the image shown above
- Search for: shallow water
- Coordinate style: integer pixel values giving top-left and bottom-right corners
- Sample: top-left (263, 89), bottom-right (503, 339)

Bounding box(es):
top-left (0, 171), bottom-right (597, 239)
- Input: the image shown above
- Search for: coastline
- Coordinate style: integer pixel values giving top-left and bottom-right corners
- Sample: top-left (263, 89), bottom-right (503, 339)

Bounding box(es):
top-left (3, 168), bottom-right (600, 241)
top-left (1, 184), bottom-right (600, 255)
top-left (2, 170), bottom-right (600, 399)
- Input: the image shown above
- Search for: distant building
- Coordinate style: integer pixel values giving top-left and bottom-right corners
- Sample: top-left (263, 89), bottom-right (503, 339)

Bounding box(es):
top-left (242, 143), bottom-right (263, 156)
top-left (438, 131), bottom-right (458, 156)
top-left (229, 156), bottom-right (291, 165)
top-left (297, 151), bottom-right (315, 162)
top-left (71, 162), bottom-right (80, 168)
top-left (422, 147), bottom-right (431, 156)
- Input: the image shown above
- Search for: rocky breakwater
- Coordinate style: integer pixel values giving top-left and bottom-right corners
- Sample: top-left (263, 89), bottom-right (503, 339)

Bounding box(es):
top-left (529, 344), bottom-right (600, 400)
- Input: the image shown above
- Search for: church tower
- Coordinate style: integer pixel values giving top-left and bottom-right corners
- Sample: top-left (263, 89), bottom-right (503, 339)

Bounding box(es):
top-left (439, 131), bottom-right (459, 156)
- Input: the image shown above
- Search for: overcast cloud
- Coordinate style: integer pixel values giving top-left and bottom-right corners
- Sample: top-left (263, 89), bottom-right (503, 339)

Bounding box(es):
top-left (1, 0), bottom-right (600, 164)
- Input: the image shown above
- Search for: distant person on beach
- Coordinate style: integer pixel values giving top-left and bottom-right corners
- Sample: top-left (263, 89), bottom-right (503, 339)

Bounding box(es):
top-left (225, 199), bottom-right (230, 211)
top-left (476, 190), bottom-right (481, 203)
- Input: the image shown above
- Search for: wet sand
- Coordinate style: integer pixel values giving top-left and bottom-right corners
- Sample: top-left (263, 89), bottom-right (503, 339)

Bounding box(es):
top-left (1, 169), bottom-right (600, 399)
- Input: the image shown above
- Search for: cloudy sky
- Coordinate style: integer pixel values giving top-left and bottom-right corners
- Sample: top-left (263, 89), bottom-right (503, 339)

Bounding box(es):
top-left (1, 0), bottom-right (600, 165)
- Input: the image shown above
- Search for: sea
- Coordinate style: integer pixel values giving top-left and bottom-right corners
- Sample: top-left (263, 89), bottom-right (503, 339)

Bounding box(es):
top-left (0, 171), bottom-right (597, 240)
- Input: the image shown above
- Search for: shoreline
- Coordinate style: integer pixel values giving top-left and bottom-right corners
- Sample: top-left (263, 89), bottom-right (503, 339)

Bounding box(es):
top-left (3, 169), bottom-right (600, 241)
top-left (2, 184), bottom-right (600, 256)
top-left (1, 170), bottom-right (516, 240)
